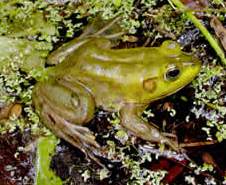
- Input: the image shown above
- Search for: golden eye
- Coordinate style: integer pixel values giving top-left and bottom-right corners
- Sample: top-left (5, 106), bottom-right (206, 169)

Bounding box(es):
top-left (165, 65), bottom-right (180, 81)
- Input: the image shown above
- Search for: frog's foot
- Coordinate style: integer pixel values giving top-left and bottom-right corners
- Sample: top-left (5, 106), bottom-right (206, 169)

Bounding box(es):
top-left (120, 104), bottom-right (179, 151)
top-left (129, 120), bottom-right (179, 151)
top-left (81, 15), bottom-right (124, 39)
top-left (40, 104), bottom-right (103, 166)
top-left (33, 79), bottom-right (104, 165)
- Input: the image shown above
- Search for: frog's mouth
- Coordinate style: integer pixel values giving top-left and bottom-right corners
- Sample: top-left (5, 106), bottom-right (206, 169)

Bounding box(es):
top-left (159, 84), bottom-right (186, 99)
top-left (146, 86), bottom-right (184, 103)
top-left (146, 70), bottom-right (199, 104)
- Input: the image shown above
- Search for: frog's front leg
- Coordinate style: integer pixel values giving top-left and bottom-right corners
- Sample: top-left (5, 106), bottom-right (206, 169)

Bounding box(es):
top-left (120, 103), bottom-right (178, 151)
top-left (33, 78), bottom-right (100, 162)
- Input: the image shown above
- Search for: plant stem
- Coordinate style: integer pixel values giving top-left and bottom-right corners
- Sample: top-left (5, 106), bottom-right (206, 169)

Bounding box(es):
top-left (169, 0), bottom-right (226, 66)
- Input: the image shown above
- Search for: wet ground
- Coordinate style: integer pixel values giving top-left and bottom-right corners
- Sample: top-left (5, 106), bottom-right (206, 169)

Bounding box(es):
top-left (0, 129), bottom-right (34, 185)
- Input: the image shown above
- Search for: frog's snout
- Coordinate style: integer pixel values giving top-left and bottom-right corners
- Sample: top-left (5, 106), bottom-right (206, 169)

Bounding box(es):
top-left (180, 58), bottom-right (201, 86)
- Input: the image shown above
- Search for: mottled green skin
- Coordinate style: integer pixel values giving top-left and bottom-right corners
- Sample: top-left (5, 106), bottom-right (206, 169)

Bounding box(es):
top-left (33, 37), bottom-right (201, 160)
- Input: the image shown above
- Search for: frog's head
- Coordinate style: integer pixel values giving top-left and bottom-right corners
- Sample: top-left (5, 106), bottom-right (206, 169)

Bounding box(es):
top-left (143, 40), bottom-right (201, 102)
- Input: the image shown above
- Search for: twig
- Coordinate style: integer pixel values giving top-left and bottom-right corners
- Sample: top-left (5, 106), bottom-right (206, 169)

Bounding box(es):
top-left (179, 140), bottom-right (217, 148)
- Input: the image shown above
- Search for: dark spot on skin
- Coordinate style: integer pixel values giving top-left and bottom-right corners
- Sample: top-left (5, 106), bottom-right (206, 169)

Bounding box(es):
top-left (143, 78), bottom-right (157, 92)
top-left (47, 113), bottom-right (56, 125)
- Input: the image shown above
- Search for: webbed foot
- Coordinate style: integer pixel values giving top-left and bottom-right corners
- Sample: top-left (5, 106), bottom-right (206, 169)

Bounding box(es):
top-left (33, 79), bottom-right (103, 166)
top-left (41, 105), bottom-right (104, 166)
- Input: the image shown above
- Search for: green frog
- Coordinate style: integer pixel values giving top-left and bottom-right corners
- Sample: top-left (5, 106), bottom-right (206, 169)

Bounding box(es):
top-left (32, 23), bottom-right (201, 162)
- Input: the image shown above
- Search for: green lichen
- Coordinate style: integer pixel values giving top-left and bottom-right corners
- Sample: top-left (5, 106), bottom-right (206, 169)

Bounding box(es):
top-left (0, 36), bottom-right (51, 134)
top-left (0, 1), bottom-right (56, 41)
top-left (142, 5), bottom-right (187, 39)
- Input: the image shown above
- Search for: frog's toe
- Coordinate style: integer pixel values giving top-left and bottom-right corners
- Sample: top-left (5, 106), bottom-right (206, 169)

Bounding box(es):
top-left (56, 125), bottom-right (104, 167)
top-left (147, 127), bottom-right (179, 151)
top-left (160, 136), bottom-right (179, 151)
top-left (61, 128), bottom-right (104, 167)
top-left (66, 123), bottom-right (100, 148)
top-left (40, 105), bottom-right (102, 162)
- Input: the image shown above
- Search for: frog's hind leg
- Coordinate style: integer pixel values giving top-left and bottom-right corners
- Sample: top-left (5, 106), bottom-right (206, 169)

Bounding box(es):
top-left (33, 80), bottom-right (101, 164)
top-left (80, 15), bottom-right (125, 39)
top-left (41, 105), bottom-right (102, 165)
top-left (47, 16), bottom-right (124, 65)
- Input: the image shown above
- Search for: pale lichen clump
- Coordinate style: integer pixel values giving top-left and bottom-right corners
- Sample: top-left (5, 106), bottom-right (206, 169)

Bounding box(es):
top-left (191, 61), bottom-right (226, 142)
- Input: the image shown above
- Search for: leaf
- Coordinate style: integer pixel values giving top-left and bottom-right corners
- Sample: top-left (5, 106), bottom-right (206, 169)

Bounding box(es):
top-left (210, 16), bottom-right (226, 52)
top-left (35, 135), bottom-right (63, 185)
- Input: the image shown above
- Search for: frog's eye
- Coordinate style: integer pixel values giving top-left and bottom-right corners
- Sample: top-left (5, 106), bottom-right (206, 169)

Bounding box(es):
top-left (165, 65), bottom-right (180, 81)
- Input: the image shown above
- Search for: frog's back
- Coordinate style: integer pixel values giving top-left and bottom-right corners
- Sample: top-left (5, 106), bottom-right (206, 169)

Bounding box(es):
top-left (50, 39), bottom-right (201, 111)
top-left (61, 46), bottom-right (161, 111)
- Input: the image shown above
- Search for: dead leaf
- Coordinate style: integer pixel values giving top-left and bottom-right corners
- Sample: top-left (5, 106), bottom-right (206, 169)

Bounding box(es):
top-left (210, 16), bottom-right (226, 52)
top-left (9, 104), bottom-right (22, 119)
top-left (181, 0), bottom-right (209, 10)
top-left (0, 103), bottom-right (13, 121)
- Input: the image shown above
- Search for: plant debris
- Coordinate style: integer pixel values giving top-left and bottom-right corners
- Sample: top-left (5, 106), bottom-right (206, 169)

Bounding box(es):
top-left (210, 16), bottom-right (226, 52)
top-left (0, 130), bottom-right (34, 185)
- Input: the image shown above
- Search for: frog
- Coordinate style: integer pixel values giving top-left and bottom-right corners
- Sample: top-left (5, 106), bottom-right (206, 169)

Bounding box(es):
top-left (32, 19), bottom-right (201, 163)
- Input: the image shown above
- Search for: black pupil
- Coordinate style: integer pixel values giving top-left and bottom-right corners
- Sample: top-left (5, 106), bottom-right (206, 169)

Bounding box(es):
top-left (167, 68), bottom-right (180, 78)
